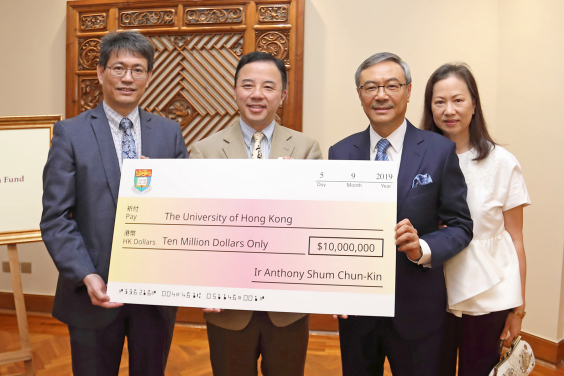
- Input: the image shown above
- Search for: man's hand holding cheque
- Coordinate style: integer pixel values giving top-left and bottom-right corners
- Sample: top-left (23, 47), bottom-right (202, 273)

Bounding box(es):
top-left (335, 218), bottom-right (423, 320)
top-left (83, 273), bottom-right (124, 309)
top-left (395, 218), bottom-right (423, 261)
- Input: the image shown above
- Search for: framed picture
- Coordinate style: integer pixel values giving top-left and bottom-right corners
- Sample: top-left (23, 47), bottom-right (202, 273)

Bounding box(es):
top-left (0, 115), bottom-right (61, 245)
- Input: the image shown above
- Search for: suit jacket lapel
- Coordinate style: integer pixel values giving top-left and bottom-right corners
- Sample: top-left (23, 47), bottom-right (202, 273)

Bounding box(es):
top-left (269, 124), bottom-right (295, 159)
top-left (139, 108), bottom-right (155, 158)
top-left (397, 121), bottom-right (426, 214)
top-left (222, 123), bottom-right (249, 159)
top-left (90, 104), bottom-right (120, 206)
top-left (352, 127), bottom-right (371, 161)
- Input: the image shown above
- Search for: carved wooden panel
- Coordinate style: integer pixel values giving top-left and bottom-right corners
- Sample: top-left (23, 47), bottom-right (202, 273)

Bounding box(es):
top-left (80, 13), bottom-right (108, 31)
top-left (66, 0), bottom-right (305, 151)
top-left (255, 30), bottom-right (290, 64)
top-left (258, 5), bottom-right (288, 22)
top-left (80, 77), bottom-right (103, 112)
top-left (141, 33), bottom-right (243, 145)
top-left (185, 7), bottom-right (244, 25)
top-left (120, 9), bottom-right (176, 27)
top-left (77, 38), bottom-right (101, 71)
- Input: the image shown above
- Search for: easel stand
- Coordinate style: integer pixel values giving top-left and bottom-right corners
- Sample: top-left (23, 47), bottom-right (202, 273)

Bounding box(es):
top-left (0, 235), bottom-right (38, 376)
top-left (0, 115), bottom-right (58, 375)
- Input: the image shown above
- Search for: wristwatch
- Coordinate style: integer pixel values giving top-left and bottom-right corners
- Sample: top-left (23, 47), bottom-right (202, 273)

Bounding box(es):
top-left (513, 311), bottom-right (526, 319)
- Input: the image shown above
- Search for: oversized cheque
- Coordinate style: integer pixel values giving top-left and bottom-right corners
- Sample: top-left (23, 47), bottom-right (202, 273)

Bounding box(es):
top-left (107, 159), bottom-right (398, 316)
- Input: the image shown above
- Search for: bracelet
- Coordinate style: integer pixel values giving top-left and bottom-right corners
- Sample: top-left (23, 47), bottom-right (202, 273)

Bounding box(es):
top-left (513, 311), bottom-right (526, 319)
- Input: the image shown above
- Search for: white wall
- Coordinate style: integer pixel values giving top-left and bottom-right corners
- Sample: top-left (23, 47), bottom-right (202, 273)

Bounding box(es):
top-left (1, 0), bottom-right (563, 343)
top-left (0, 0), bottom-right (67, 295)
top-left (495, 0), bottom-right (564, 341)
top-left (0, 0), bottom-right (67, 117)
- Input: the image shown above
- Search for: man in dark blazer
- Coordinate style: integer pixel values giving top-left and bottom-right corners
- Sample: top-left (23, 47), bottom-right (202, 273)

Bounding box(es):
top-left (329, 52), bottom-right (473, 376)
top-left (40, 31), bottom-right (188, 376)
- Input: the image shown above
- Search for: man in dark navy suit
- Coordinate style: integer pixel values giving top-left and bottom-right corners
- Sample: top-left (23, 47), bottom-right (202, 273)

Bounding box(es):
top-left (40, 31), bottom-right (188, 376)
top-left (329, 52), bottom-right (473, 376)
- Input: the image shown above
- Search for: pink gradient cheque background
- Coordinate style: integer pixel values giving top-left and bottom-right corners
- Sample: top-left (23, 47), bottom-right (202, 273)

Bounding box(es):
top-left (109, 197), bottom-right (396, 295)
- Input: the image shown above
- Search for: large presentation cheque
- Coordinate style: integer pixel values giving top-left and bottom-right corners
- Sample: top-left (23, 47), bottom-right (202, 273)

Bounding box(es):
top-left (108, 159), bottom-right (398, 316)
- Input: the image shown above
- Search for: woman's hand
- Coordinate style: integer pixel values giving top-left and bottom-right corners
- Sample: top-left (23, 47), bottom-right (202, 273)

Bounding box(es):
top-left (502, 205), bottom-right (527, 346)
top-left (500, 310), bottom-right (523, 345)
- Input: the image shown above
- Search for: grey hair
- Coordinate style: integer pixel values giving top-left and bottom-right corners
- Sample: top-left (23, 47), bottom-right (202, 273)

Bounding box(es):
top-left (354, 52), bottom-right (412, 87)
top-left (98, 31), bottom-right (155, 72)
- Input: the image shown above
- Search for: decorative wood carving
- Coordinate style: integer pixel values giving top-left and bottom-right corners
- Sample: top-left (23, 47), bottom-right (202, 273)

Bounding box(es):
top-left (67, 1), bottom-right (305, 147)
top-left (120, 10), bottom-right (176, 27)
top-left (81, 13), bottom-right (107, 30)
top-left (78, 38), bottom-right (101, 70)
top-left (171, 35), bottom-right (190, 48)
top-left (80, 78), bottom-right (103, 112)
top-left (163, 94), bottom-right (197, 128)
top-left (139, 33), bottom-right (242, 149)
top-left (255, 31), bottom-right (290, 64)
top-left (230, 41), bottom-right (243, 56)
top-left (258, 5), bottom-right (288, 22)
top-left (275, 106), bottom-right (284, 126)
top-left (185, 7), bottom-right (244, 25)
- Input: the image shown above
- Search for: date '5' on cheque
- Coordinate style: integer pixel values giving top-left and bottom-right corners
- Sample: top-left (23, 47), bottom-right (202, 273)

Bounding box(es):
top-left (308, 237), bottom-right (384, 257)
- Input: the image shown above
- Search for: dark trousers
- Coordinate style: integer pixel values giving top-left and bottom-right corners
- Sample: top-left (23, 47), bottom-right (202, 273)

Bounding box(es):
top-left (206, 311), bottom-right (309, 376)
top-left (339, 316), bottom-right (443, 376)
top-left (438, 310), bottom-right (511, 376)
top-left (68, 304), bottom-right (176, 376)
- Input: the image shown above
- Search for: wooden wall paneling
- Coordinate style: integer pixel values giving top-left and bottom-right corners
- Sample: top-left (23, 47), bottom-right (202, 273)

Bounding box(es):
top-left (65, 2), bottom-right (77, 120)
top-left (291, 0), bottom-right (305, 130)
top-left (67, 0), bottom-right (305, 148)
top-left (141, 32), bottom-right (244, 150)
top-left (243, 2), bottom-right (256, 56)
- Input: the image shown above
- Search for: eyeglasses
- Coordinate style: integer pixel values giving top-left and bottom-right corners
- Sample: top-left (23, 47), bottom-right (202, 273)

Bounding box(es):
top-left (106, 66), bottom-right (148, 79)
top-left (358, 83), bottom-right (408, 96)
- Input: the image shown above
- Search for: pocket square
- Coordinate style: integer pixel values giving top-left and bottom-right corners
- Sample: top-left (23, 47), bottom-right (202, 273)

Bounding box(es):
top-left (412, 174), bottom-right (433, 188)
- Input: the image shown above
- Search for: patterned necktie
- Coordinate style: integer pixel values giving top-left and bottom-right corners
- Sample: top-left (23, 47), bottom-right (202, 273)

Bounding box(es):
top-left (251, 132), bottom-right (265, 159)
top-left (375, 138), bottom-right (391, 161)
top-left (119, 117), bottom-right (137, 160)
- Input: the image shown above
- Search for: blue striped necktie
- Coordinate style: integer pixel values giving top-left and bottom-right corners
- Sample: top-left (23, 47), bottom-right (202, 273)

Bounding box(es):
top-left (119, 117), bottom-right (137, 160)
top-left (375, 138), bottom-right (391, 161)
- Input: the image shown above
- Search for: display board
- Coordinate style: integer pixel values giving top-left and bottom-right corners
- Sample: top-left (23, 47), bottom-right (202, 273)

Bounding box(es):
top-left (0, 115), bottom-right (60, 245)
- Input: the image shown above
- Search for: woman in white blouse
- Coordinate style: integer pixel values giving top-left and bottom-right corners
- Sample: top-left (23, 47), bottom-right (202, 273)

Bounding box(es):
top-left (421, 63), bottom-right (530, 376)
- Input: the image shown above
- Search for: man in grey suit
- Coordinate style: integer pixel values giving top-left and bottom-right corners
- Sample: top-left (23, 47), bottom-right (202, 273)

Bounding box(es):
top-left (40, 31), bottom-right (188, 376)
top-left (190, 51), bottom-right (322, 376)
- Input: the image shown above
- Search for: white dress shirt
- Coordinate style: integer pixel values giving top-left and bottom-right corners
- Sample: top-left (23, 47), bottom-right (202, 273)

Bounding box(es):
top-left (240, 119), bottom-right (275, 159)
top-left (369, 119), bottom-right (432, 267)
top-left (103, 101), bottom-right (142, 170)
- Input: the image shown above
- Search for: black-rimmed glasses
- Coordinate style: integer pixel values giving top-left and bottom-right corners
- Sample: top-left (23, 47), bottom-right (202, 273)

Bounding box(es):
top-left (106, 66), bottom-right (148, 79)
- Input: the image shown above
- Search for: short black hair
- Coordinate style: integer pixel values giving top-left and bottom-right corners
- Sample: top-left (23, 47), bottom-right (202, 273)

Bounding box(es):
top-left (234, 52), bottom-right (287, 91)
top-left (98, 31), bottom-right (155, 72)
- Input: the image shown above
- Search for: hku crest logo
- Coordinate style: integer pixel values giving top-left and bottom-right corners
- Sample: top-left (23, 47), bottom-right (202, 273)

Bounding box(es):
top-left (133, 169), bottom-right (152, 194)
